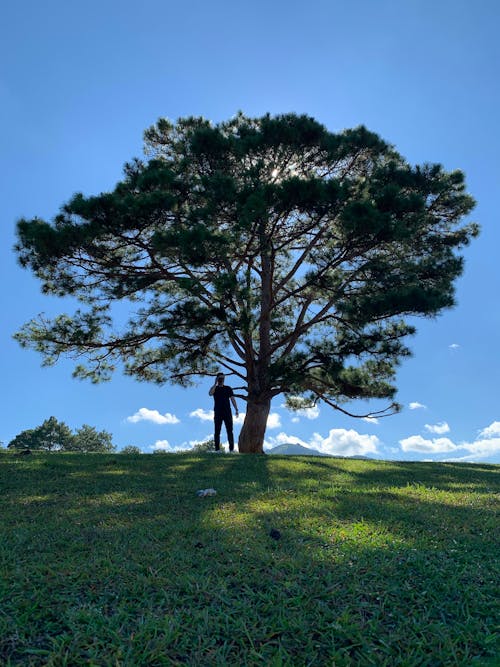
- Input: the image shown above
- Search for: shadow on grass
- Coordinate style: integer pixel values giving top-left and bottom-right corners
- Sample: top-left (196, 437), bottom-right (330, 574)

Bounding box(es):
top-left (0, 451), bottom-right (498, 665)
top-left (288, 457), bottom-right (500, 494)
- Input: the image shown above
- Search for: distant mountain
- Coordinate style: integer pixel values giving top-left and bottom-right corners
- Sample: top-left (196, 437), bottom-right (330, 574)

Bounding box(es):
top-left (266, 443), bottom-right (327, 456)
top-left (266, 443), bottom-right (372, 459)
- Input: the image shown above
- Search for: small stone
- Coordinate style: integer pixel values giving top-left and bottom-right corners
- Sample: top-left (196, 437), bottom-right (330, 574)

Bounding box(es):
top-left (196, 488), bottom-right (217, 497)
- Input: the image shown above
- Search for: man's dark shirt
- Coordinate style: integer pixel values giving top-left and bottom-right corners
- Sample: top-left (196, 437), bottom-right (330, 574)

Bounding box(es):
top-left (213, 386), bottom-right (234, 415)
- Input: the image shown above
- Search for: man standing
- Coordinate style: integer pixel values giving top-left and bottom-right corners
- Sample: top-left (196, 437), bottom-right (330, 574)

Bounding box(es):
top-left (209, 373), bottom-right (239, 452)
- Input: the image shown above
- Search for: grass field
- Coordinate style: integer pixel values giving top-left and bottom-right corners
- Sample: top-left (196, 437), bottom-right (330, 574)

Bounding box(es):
top-left (0, 451), bottom-right (498, 666)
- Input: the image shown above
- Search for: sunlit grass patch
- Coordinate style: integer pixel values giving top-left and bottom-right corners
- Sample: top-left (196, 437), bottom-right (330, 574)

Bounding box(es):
top-left (0, 450), bottom-right (498, 665)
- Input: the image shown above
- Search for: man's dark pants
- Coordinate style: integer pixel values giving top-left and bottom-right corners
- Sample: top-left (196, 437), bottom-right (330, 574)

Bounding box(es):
top-left (214, 411), bottom-right (234, 451)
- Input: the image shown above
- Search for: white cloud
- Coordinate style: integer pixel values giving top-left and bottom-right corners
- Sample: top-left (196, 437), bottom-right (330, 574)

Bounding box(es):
top-left (409, 402), bottom-right (427, 410)
top-left (265, 428), bottom-right (379, 457)
top-left (460, 438), bottom-right (500, 457)
top-left (311, 428), bottom-right (380, 457)
top-left (294, 405), bottom-right (320, 421)
top-left (150, 439), bottom-right (186, 452)
top-left (190, 408), bottom-right (214, 422)
top-left (266, 412), bottom-right (282, 429)
top-left (151, 440), bottom-right (171, 451)
top-left (424, 421), bottom-right (450, 435)
top-left (443, 438), bottom-right (500, 462)
top-left (400, 435), bottom-right (457, 453)
top-left (399, 420), bottom-right (500, 461)
top-left (479, 421), bottom-right (500, 438)
top-left (275, 432), bottom-right (309, 446)
top-left (283, 399), bottom-right (320, 423)
top-left (362, 417), bottom-right (379, 424)
top-left (127, 408), bottom-right (180, 425)
top-left (449, 343), bottom-right (460, 350)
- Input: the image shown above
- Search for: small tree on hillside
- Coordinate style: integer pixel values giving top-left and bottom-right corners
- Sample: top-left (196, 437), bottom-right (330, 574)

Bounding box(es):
top-left (8, 419), bottom-right (116, 452)
top-left (192, 437), bottom-right (217, 453)
top-left (15, 113), bottom-right (477, 452)
top-left (8, 417), bottom-right (74, 451)
top-left (69, 424), bottom-right (116, 452)
top-left (8, 429), bottom-right (38, 451)
top-left (34, 416), bottom-right (74, 451)
top-left (120, 445), bottom-right (142, 455)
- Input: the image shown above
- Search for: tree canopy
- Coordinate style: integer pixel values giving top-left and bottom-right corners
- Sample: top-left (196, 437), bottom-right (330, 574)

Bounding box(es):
top-left (15, 113), bottom-right (478, 452)
top-left (8, 417), bottom-right (115, 453)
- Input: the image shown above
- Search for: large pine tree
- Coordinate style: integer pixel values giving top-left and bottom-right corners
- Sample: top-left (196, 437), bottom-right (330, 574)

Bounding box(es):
top-left (15, 113), bottom-right (478, 452)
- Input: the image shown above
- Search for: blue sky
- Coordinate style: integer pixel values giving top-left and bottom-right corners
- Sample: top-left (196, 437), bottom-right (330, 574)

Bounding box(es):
top-left (1, 0), bottom-right (499, 462)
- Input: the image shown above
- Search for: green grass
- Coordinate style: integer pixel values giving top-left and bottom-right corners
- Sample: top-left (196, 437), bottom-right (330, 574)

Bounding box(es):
top-left (0, 451), bottom-right (498, 666)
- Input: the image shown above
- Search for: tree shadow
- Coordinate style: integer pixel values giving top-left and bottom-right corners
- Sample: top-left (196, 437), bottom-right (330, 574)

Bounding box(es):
top-left (265, 456), bottom-right (500, 495)
top-left (1, 452), bottom-right (498, 665)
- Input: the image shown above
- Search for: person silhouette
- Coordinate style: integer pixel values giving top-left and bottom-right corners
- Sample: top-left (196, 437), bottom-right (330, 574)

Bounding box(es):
top-left (208, 373), bottom-right (239, 452)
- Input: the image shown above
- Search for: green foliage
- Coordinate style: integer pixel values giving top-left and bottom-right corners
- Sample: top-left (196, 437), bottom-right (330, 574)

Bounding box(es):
top-left (70, 424), bottom-right (115, 452)
top-left (14, 112), bottom-right (479, 443)
top-left (7, 428), bottom-right (38, 451)
top-left (8, 416), bottom-right (73, 452)
top-left (120, 445), bottom-right (142, 455)
top-left (192, 437), bottom-right (217, 453)
top-left (7, 417), bottom-right (116, 453)
top-left (0, 452), bottom-right (498, 665)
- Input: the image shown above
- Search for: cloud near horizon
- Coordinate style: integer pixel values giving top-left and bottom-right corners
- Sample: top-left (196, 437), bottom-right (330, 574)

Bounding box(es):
top-left (400, 435), bottom-right (456, 453)
top-left (265, 428), bottom-right (380, 457)
top-left (479, 421), bottom-right (500, 438)
top-left (150, 439), bottom-right (185, 452)
top-left (399, 421), bottom-right (500, 460)
top-left (127, 408), bottom-right (180, 425)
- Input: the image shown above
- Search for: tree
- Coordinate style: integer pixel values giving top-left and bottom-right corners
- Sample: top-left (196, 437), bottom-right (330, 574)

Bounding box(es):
top-left (8, 417), bottom-right (74, 451)
top-left (8, 419), bottom-right (116, 453)
top-left (70, 424), bottom-right (116, 452)
top-left (192, 437), bottom-right (217, 453)
top-left (7, 429), bottom-right (38, 451)
top-left (15, 113), bottom-right (478, 453)
top-left (120, 445), bottom-right (142, 455)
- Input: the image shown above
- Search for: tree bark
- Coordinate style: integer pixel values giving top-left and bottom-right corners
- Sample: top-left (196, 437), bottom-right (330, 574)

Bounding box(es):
top-left (238, 398), bottom-right (271, 453)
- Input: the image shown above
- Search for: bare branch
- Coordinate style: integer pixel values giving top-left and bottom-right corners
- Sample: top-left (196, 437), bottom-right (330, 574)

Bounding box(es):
top-left (318, 393), bottom-right (399, 419)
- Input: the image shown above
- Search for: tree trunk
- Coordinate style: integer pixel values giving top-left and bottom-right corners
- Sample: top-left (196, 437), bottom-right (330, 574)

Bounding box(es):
top-left (238, 399), bottom-right (271, 453)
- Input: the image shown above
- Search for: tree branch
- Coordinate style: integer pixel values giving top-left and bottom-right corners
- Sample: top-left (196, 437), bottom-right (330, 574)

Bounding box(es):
top-left (317, 394), bottom-right (400, 419)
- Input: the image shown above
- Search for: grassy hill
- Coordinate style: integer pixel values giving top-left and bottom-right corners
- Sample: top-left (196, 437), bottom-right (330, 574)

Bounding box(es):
top-left (1, 451), bottom-right (498, 666)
